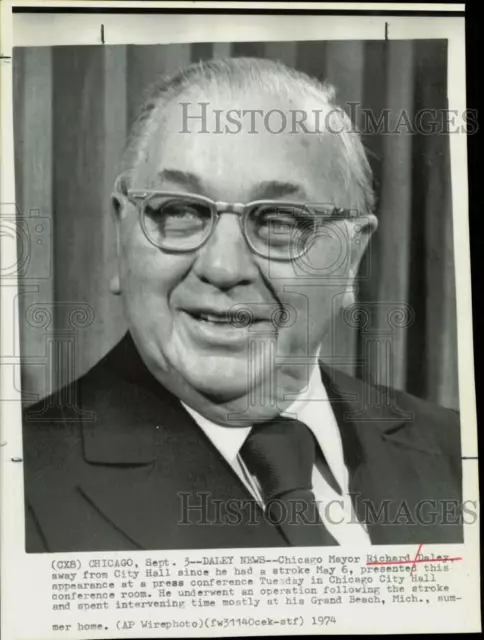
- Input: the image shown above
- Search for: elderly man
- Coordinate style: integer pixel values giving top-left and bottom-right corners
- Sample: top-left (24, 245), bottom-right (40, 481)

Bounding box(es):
top-left (23, 57), bottom-right (461, 552)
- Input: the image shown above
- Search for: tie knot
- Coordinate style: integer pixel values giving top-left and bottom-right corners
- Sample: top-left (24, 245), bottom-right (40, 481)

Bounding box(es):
top-left (240, 418), bottom-right (316, 501)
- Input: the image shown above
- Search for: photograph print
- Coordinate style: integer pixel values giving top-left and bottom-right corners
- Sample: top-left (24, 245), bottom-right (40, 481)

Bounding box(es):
top-left (14, 39), bottom-right (464, 553)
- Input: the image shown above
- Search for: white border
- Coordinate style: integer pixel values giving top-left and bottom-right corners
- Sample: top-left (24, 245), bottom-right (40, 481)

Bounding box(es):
top-left (8, 1), bottom-right (466, 11)
top-left (12, 14), bottom-right (465, 47)
top-left (1, 2), bottom-right (479, 639)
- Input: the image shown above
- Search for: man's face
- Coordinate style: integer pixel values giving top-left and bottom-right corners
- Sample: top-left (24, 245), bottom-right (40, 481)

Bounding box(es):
top-left (113, 85), bottom-right (375, 416)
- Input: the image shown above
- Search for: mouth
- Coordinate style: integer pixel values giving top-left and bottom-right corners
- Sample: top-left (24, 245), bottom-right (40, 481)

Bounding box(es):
top-left (180, 308), bottom-right (273, 347)
top-left (184, 308), bottom-right (268, 327)
top-left (191, 311), bottom-right (231, 325)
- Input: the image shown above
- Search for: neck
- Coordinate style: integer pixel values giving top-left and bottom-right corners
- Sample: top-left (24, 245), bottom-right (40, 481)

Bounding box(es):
top-left (178, 363), bottom-right (322, 427)
top-left (119, 332), bottom-right (322, 427)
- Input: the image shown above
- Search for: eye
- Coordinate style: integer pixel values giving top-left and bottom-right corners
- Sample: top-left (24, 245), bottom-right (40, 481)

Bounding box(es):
top-left (144, 198), bottom-right (211, 237)
top-left (165, 204), bottom-right (202, 220)
top-left (261, 215), bottom-right (296, 234)
top-left (258, 207), bottom-right (298, 231)
top-left (146, 200), bottom-right (202, 218)
top-left (253, 205), bottom-right (313, 236)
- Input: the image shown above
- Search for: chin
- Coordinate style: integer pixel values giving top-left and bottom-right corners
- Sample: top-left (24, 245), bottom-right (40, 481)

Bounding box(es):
top-left (179, 355), bottom-right (263, 401)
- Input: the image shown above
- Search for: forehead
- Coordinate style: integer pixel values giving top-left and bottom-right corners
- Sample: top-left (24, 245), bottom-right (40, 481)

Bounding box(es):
top-left (134, 84), bottom-right (346, 204)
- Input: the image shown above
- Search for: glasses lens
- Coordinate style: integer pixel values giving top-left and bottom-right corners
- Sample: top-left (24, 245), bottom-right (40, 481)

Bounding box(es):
top-left (246, 204), bottom-right (316, 258)
top-left (142, 196), bottom-right (212, 250)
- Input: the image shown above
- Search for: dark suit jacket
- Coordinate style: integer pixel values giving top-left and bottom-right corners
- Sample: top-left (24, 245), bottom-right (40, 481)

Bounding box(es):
top-left (23, 333), bottom-right (463, 552)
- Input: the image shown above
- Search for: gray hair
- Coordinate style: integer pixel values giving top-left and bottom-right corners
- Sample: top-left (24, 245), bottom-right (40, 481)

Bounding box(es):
top-left (119, 57), bottom-right (375, 214)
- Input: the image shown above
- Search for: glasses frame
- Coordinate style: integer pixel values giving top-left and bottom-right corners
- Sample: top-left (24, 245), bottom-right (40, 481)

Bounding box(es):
top-left (126, 189), bottom-right (357, 261)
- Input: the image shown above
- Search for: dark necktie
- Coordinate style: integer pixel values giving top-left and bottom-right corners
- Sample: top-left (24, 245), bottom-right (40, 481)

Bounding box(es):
top-left (240, 418), bottom-right (339, 546)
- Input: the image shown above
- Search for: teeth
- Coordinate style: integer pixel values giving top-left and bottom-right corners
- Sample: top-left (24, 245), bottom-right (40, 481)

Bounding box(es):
top-left (199, 313), bottom-right (229, 324)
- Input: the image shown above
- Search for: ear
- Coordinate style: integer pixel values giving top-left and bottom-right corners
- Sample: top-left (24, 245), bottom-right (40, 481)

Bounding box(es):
top-left (111, 172), bottom-right (131, 222)
top-left (109, 173), bottom-right (131, 296)
top-left (349, 213), bottom-right (378, 273)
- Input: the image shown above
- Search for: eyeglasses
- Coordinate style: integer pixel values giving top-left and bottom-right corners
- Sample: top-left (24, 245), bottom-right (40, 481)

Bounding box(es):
top-left (127, 190), bottom-right (359, 261)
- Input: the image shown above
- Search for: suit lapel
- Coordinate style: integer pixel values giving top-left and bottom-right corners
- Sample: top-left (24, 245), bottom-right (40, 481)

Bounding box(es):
top-left (52, 334), bottom-right (457, 549)
top-left (76, 336), bottom-right (286, 549)
top-left (321, 365), bottom-right (461, 544)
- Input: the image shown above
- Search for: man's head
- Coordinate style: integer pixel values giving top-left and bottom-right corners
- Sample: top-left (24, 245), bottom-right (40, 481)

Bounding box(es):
top-left (111, 57), bottom-right (377, 425)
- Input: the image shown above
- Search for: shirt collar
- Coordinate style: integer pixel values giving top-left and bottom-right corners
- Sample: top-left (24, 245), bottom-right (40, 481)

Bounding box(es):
top-left (181, 402), bottom-right (252, 464)
top-left (280, 363), bottom-right (347, 492)
top-left (81, 333), bottom-right (417, 471)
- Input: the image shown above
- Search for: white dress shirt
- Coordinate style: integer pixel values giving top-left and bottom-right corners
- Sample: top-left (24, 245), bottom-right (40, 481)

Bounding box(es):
top-left (182, 365), bottom-right (371, 546)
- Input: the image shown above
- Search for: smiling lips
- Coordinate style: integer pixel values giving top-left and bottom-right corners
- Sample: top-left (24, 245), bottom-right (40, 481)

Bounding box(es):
top-left (181, 307), bottom-right (276, 348)
top-left (184, 303), bottom-right (271, 329)
top-left (197, 312), bottom-right (232, 325)
top-left (184, 307), bottom-right (269, 326)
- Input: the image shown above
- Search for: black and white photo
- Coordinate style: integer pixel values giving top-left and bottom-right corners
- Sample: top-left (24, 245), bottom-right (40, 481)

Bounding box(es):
top-left (16, 41), bottom-right (464, 552)
top-left (1, 4), bottom-right (479, 638)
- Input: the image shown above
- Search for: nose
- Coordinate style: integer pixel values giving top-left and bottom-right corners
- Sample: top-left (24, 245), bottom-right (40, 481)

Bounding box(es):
top-left (192, 213), bottom-right (259, 289)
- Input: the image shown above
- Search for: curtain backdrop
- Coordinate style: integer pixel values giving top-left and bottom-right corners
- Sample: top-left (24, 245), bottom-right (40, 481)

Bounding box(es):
top-left (13, 40), bottom-right (459, 410)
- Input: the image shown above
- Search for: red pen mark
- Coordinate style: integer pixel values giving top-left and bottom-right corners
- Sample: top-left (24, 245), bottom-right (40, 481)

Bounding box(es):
top-left (410, 543), bottom-right (423, 575)
top-left (366, 544), bottom-right (463, 576)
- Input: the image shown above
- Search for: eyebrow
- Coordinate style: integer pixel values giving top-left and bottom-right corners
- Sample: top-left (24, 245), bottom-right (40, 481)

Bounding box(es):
top-left (156, 169), bottom-right (203, 192)
top-left (250, 180), bottom-right (307, 200)
top-left (155, 170), bottom-right (307, 200)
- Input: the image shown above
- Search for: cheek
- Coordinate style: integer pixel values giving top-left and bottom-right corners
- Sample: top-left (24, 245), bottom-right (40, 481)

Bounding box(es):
top-left (263, 253), bottom-right (348, 351)
top-left (118, 230), bottom-right (192, 305)
top-left (302, 227), bottom-right (352, 278)
top-left (285, 289), bottom-right (340, 334)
